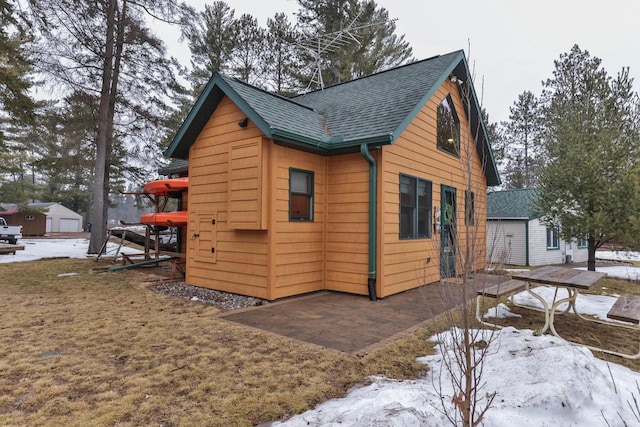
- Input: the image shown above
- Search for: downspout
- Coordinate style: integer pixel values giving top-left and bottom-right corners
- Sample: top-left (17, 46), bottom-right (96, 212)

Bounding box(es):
top-left (525, 220), bottom-right (530, 266)
top-left (360, 143), bottom-right (377, 301)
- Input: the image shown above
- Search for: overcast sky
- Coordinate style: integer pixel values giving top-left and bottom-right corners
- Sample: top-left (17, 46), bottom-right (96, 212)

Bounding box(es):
top-left (162, 0), bottom-right (640, 124)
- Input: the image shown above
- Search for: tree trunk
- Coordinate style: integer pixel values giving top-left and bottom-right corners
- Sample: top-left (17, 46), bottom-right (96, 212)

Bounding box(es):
top-left (88, 0), bottom-right (117, 254)
top-left (587, 236), bottom-right (596, 271)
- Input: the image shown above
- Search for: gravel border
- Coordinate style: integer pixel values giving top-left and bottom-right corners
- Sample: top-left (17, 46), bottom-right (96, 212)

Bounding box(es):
top-left (149, 281), bottom-right (268, 311)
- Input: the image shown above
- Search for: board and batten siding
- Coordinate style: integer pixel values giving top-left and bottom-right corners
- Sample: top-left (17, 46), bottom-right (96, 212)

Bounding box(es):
top-left (186, 96), bottom-right (270, 299)
top-left (379, 79), bottom-right (488, 297)
top-left (486, 220), bottom-right (527, 266)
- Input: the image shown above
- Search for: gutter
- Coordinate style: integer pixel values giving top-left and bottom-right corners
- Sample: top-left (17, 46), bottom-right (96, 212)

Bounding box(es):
top-left (360, 143), bottom-right (377, 301)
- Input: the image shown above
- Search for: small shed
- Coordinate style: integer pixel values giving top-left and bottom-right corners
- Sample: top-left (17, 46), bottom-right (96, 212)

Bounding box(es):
top-left (28, 202), bottom-right (84, 233)
top-left (486, 189), bottom-right (588, 267)
top-left (0, 204), bottom-right (47, 236)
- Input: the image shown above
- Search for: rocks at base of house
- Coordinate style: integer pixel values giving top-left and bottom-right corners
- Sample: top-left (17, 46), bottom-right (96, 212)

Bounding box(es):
top-left (149, 281), bottom-right (267, 311)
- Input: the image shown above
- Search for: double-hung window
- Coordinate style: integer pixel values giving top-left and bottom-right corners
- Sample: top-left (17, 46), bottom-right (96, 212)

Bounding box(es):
top-left (546, 227), bottom-right (559, 250)
top-left (289, 168), bottom-right (313, 221)
top-left (400, 174), bottom-right (432, 239)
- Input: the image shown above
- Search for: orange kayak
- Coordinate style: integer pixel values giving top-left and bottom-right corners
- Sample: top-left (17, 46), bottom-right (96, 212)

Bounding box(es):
top-left (140, 211), bottom-right (188, 227)
top-left (143, 177), bottom-right (188, 195)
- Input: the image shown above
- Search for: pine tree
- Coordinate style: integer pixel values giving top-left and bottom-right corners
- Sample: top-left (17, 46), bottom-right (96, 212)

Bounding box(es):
top-left (295, 0), bottom-right (412, 89)
top-left (538, 45), bottom-right (640, 270)
top-left (28, 0), bottom-right (194, 253)
top-left (185, 1), bottom-right (237, 94)
top-left (264, 13), bottom-right (300, 95)
top-left (501, 91), bottom-right (543, 189)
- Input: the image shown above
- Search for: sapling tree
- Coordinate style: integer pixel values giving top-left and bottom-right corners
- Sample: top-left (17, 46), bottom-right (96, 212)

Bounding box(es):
top-left (429, 55), bottom-right (497, 426)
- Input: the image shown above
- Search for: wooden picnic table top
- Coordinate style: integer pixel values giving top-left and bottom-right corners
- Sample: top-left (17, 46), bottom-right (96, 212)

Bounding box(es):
top-left (511, 265), bottom-right (607, 290)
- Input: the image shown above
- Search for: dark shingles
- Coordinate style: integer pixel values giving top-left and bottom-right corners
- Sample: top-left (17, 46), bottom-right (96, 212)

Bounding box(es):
top-left (487, 189), bottom-right (541, 219)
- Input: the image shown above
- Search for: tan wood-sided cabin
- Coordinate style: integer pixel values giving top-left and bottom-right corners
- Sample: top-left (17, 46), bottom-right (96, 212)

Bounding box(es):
top-left (0, 204), bottom-right (47, 236)
top-left (164, 50), bottom-right (500, 301)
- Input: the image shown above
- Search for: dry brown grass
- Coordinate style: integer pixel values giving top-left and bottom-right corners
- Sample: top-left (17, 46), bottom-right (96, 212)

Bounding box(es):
top-left (0, 258), bottom-right (438, 426)
top-left (3, 258), bottom-right (639, 426)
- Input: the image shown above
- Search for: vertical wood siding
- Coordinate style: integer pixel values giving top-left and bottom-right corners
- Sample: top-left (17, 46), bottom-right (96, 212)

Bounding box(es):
top-left (379, 79), bottom-right (488, 297)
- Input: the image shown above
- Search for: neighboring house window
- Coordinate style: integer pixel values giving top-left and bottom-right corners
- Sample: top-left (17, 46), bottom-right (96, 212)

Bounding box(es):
top-left (546, 227), bottom-right (559, 249)
top-left (289, 168), bottom-right (313, 221)
top-left (25, 215), bottom-right (35, 221)
top-left (437, 94), bottom-right (460, 156)
top-left (465, 190), bottom-right (475, 225)
top-left (399, 174), bottom-right (432, 239)
top-left (578, 237), bottom-right (588, 248)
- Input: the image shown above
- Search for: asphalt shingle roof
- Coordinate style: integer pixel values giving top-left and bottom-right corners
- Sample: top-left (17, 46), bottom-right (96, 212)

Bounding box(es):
top-left (291, 51), bottom-right (461, 141)
top-left (487, 189), bottom-right (541, 219)
top-left (164, 50), bottom-right (500, 185)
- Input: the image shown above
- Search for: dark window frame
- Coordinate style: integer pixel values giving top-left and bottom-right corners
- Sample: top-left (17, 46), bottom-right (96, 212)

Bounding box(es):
top-left (289, 168), bottom-right (314, 221)
top-left (436, 94), bottom-right (460, 157)
top-left (399, 173), bottom-right (432, 239)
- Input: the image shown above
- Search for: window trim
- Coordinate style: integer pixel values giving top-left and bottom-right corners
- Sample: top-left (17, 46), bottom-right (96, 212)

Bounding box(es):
top-left (399, 173), bottom-right (432, 239)
top-left (546, 227), bottom-right (560, 250)
top-left (578, 237), bottom-right (588, 249)
top-left (436, 94), bottom-right (460, 157)
top-left (289, 168), bottom-right (314, 222)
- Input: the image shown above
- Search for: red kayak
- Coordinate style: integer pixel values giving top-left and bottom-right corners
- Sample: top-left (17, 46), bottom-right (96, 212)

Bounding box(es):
top-left (143, 177), bottom-right (188, 196)
top-left (140, 211), bottom-right (188, 227)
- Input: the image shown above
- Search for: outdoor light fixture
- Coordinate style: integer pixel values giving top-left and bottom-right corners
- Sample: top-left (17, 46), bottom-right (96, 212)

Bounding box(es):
top-left (237, 117), bottom-right (248, 128)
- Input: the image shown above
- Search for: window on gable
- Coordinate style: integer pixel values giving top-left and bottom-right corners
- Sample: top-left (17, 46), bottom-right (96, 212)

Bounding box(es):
top-left (465, 190), bottom-right (475, 225)
top-left (289, 168), bottom-right (313, 221)
top-left (400, 174), bottom-right (432, 239)
top-left (546, 227), bottom-right (559, 250)
top-left (437, 94), bottom-right (460, 156)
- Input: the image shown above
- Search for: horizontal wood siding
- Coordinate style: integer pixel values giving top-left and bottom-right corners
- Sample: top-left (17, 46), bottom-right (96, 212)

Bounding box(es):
top-left (380, 79), bottom-right (489, 297)
top-left (325, 153), bottom-right (370, 295)
top-left (272, 145), bottom-right (326, 299)
top-left (228, 137), bottom-right (267, 230)
top-left (186, 96), bottom-right (270, 299)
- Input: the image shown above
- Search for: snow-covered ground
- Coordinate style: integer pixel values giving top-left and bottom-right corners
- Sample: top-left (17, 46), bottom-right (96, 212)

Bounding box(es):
top-left (3, 241), bottom-right (640, 425)
top-left (0, 238), bottom-right (142, 263)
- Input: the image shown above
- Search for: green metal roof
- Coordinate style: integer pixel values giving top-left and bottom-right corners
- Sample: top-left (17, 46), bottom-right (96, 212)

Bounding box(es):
top-left (164, 50), bottom-right (500, 186)
top-left (487, 188), bottom-right (542, 219)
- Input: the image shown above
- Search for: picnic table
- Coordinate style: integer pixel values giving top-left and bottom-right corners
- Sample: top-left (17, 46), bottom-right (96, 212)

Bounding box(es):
top-left (0, 243), bottom-right (25, 255)
top-left (511, 266), bottom-right (607, 336)
top-left (511, 266), bottom-right (640, 359)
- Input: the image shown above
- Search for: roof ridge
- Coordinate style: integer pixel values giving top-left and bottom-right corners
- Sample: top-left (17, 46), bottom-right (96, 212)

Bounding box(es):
top-left (220, 74), bottom-right (318, 113)
top-left (291, 49), bottom-right (464, 99)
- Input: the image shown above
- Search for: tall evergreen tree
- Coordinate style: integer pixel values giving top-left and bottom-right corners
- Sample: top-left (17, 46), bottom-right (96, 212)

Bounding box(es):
top-left (296, 0), bottom-right (412, 89)
top-left (0, 0), bottom-right (36, 137)
top-left (501, 91), bottom-right (543, 189)
top-left (229, 14), bottom-right (266, 84)
top-left (537, 45), bottom-right (640, 270)
top-left (264, 12), bottom-right (300, 95)
top-left (28, 0), bottom-right (193, 253)
top-left (185, 1), bottom-right (237, 94)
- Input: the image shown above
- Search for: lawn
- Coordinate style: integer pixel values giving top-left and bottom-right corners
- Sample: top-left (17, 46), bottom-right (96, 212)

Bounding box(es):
top-left (2, 257), bottom-right (639, 426)
top-left (0, 258), bottom-right (440, 426)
